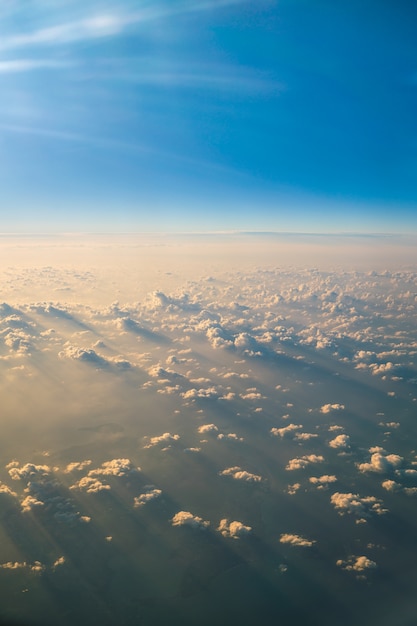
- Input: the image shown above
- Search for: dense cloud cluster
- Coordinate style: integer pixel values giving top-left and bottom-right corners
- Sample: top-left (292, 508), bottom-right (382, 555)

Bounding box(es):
top-left (1, 238), bottom-right (417, 625)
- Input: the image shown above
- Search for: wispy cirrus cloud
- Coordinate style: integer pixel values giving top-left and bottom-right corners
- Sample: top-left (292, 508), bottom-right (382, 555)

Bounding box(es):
top-left (0, 59), bottom-right (70, 73)
top-left (0, 1), bottom-right (248, 52)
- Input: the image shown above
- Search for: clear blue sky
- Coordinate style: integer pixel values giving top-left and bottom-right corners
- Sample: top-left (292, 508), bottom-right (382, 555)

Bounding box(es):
top-left (0, 0), bottom-right (416, 233)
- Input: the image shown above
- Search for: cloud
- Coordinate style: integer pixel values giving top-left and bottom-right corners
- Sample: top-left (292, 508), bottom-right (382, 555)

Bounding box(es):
top-left (336, 555), bottom-right (377, 577)
top-left (0, 12), bottom-right (139, 52)
top-left (182, 386), bottom-right (218, 400)
top-left (370, 362), bottom-right (395, 376)
top-left (64, 460), bottom-right (92, 473)
top-left (279, 533), bottom-right (316, 547)
top-left (328, 434), bottom-right (350, 449)
top-left (171, 510), bottom-right (210, 529)
top-left (320, 404), bottom-right (345, 414)
top-left (294, 432), bottom-right (318, 441)
top-left (357, 450), bottom-right (403, 474)
top-left (309, 475), bottom-right (337, 489)
top-left (88, 458), bottom-right (139, 477)
top-left (217, 518), bottom-right (252, 539)
top-left (7, 462), bottom-right (52, 481)
top-left (0, 560), bottom-right (46, 573)
top-left (134, 487), bottom-right (162, 507)
top-left (198, 423), bottom-right (218, 434)
top-left (270, 424), bottom-right (303, 438)
top-left (217, 433), bottom-right (244, 442)
top-left (21, 494), bottom-right (44, 512)
top-left (70, 476), bottom-right (111, 493)
top-left (0, 59), bottom-right (70, 73)
top-left (285, 455), bottom-right (324, 471)
top-left (382, 479), bottom-right (417, 496)
top-left (58, 344), bottom-right (109, 367)
top-left (0, 482), bottom-right (17, 497)
top-left (144, 433), bottom-right (180, 448)
top-left (287, 483), bottom-right (301, 495)
top-left (219, 466), bottom-right (263, 483)
top-left (330, 492), bottom-right (388, 518)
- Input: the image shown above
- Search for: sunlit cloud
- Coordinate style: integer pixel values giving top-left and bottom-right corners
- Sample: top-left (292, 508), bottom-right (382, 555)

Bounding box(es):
top-left (279, 533), bottom-right (316, 548)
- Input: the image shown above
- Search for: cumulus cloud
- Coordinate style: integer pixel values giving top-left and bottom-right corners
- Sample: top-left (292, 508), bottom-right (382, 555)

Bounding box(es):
top-left (370, 362), bottom-right (395, 376)
top-left (219, 466), bottom-right (263, 482)
top-left (0, 482), bottom-right (17, 497)
top-left (70, 476), bottom-right (111, 493)
top-left (330, 492), bottom-right (388, 518)
top-left (144, 433), bottom-right (180, 448)
top-left (309, 475), bottom-right (337, 489)
top-left (382, 479), bottom-right (417, 496)
top-left (217, 433), bottom-right (244, 442)
top-left (88, 458), bottom-right (139, 477)
top-left (21, 494), bottom-right (45, 512)
top-left (270, 424), bottom-right (303, 438)
top-left (279, 533), bottom-right (316, 547)
top-left (64, 460), bottom-right (92, 473)
top-left (285, 455), bottom-right (324, 471)
top-left (357, 450), bottom-right (403, 474)
top-left (58, 344), bottom-right (109, 367)
top-left (8, 462), bottom-right (52, 481)
top-left (336, 555), bottom-right (377, 577)
top-left (287, 483), bottom-right (301, 495)
top-left (320, 404), bottom-right (345, 414)
top-left (171, 511), bottom-right (210, 529)
top-left (0, 560), bottom-right (46, 573)
top-left (294, 432), bottom-right (318, 441)
top-left (198, 423), bottom-right (218, 434)
top-left (182, 387), bottom-right (218, 400)
top-left (328, 434), bottom-right (350, 449)
top-left (217, 518), bottom-right (252, 538)
top-left (134, 487), bottom-right (162, 507)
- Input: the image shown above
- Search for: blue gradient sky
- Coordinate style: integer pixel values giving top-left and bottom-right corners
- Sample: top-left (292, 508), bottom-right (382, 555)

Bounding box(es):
top-left (0, 0), bottom-right (416, 233)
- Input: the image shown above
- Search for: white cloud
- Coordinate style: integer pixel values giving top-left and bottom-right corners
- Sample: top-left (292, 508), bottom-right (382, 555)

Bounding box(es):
top-left (21, 494), bottom-right (44, 512)
top-left (8, 462), bottom-right (52, 481)
top-left (309, 475), bottom-right (337, 489)
top-left (0, 560), bottom-right (45, 573)
top-left (217, 518), bottom-right (252, 539)
top-left (70, 476), bottom-right (111, 493)
top-left (182, 386), bottom-right (218, 400)
top-left (198, 423), bottom-right (218, 434)
top-left (0, 482), bottom-right (17, 497)
top-left (294, 432), bottom-right (318, 441)
top-left (336, 555), bottom-right (377, 576)
top-left (320, 404), bottom-right (345, 414)
top-left (357, 451), bottom-right (403, 474)
top-left (144, 433), bottom-right (180, 448)
top-left (64, 460), bottom-right (92, 473)
top-left (134, 487), bottom-right (162, 507)
top-left (217, 433), bottom-right (244, 442)
top-left (285, 455), bottom-right (324, 471)
top-left (171, 510), bottom-right (210, 529)
top-left (330, 492), bottom-right (388, 518)
top-left (287, 483), bottom-right (301, 495)
top-left (279, 533), bottom-right (316, 547)
top-left (328, 434), bottom-right (350, 449)
top-left (89, 458), bottom-right (139, 477)
top-left (270, 424), bottom-right (302, 438)
top-left (219, 466), bottom-right (263, 483)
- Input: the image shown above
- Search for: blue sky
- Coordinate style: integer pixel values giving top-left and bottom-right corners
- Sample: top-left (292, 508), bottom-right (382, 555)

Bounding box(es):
top-left (0, 0), bottom-right (416, 233)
